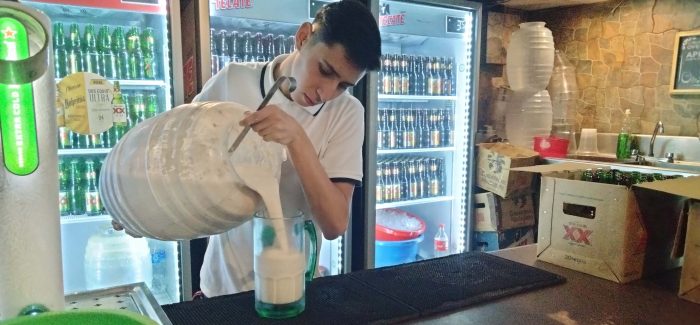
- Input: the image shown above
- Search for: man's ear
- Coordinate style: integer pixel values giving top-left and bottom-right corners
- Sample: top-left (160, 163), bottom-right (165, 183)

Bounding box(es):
top-left (294, 22), bottom-right (313, 51)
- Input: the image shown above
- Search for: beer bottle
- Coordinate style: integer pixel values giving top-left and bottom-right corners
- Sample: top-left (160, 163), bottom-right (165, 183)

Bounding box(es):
top-left (396, 105), bottom-right (405, 148)
top-left (407, 160), bottom-right (419, 199)
top-left (82, 25), bottom-right (101, 74)
top-left (429, 158), bottom-right (441, 197)
top-left (448, 57), bottom-right (456, 95)
top-left (110, 81), bottom-right (129, 145)
top-left (58, 159), bottom-right (71, 216)
top-left (210, 28), bottom-right (220, 74)
top-left (142, 27), bottom-right (158, 79)
top-left (287, 35), bottom-right (295, 54)
top-left (274, 34), bottom-right (286, 58)
top-left (377, 55), bottom-right (385, 94)
top-left (441, 57), bottom-right (451, 96)
top-left (400, 54), bottom-right (410, 95)
top-left (145, 93), bottom-right (158, 119)
top-left (58, 125), bottom-right (72, 149)
top-left (377, 108), bottom-right (385, 149)
top-left (426, 57), bottom-right (435, 96)
top-left (430, 109), bottom-right (442, 147)
top-left (130, 93), bottom-right (146, 126)
top-left (69, 159), bottom-right (85, 215)
top-left (231, 31), bottom-right (242, 63)
top-left (84, 160), bottom-right (101, 216)
top-left (409, 56), bottom-right (420, 95)
top-left (391, 54), bottom-right (401, 95)
top-left (67, 23), bottom-right (83, 74)
top-left (387, 106), bottom-right (397, 149)
top-left (417, 158), bottom-right (427, 198)
top-left (383, 161), bottom-right (394, 202)
top-left (403, 107), bottom-right (416, 148)
top-left (265, 33), bottom-right (275, 61)
top-left (72, 131), bottom-right (88, 149)
top-left (399, 160), bottom-right (409, 200)
top-left (97, 25), bottom-right (117, 79)
top-left (243, 32), bottom-right (255, 62)
top-left (218, 30), bottom-right (230, 69)
top-left (381, 55), bottom-right (392, 95)
top-left (417, 56), bottom-right (426, 96)
top-left (376, 164), bottom-right (384, 204)
top-left (432, 57), bottom-right (442, 96)
top-left (112, 27), bottom-right (129, 79)
top-left (391, 161), bottom-right (402, 202)
top-left (581, 169), bottom-right (594, 182)
top-left (254, 32), bottom-right (266, 62)
top-left (126, 26), bottom-right (144, 79)
top-left (53, 22), bottom-right (69, 78)
top-left (89, 131), bottom-right (103, 148)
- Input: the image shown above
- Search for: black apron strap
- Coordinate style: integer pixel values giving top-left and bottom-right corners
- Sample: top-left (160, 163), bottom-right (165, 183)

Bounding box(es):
top-left (259, 62), bottom-right (269, 98)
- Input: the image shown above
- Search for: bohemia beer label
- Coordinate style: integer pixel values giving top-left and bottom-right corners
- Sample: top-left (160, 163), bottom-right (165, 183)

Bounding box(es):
top-left (58, 72), bottom-right (114, 135)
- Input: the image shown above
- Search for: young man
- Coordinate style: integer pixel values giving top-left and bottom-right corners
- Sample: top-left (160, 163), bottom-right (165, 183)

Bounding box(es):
top-left (193, 0), bottom-right (381, 297)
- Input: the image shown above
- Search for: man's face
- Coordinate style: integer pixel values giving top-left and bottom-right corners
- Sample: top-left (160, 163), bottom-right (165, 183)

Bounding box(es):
top-left (288, 39), bottom-right (366, 107)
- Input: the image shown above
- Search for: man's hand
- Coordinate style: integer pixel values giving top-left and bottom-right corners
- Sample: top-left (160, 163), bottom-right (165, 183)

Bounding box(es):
top-left (240, 105), bottom-right (304, 146)
top-left (111, 219), bottom-right (142, 238)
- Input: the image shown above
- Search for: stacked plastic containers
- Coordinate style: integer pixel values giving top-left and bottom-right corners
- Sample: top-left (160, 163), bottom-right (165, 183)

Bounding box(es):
top-left (84, 228), bottom-right (152, 290)
top-left (504, 22), bottom-right (555, 151)
top-left (548, 50), bottom-right (579, 153)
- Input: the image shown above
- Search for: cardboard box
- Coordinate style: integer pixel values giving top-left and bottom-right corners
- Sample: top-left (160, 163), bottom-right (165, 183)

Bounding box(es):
top-left (474, 191), bottom-right (536, 231)
top-left (476, 143), bottom-right (539, 198)
top-left (516, 162), bottom-right (700, 290)
top-left (473, 226), bottom-right (535, 252)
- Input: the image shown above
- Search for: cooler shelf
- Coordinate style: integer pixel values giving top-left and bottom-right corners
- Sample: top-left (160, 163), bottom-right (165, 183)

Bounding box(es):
top-left (378, 147), bottom-right (455, 155)
top-left (377, 196), bottom-right (453, 209)
top-left (59, 149), bottom-right (111, 156)
top-left (60, 214), bottom-right (112, 225)
top-left (379, 94), bottom-right (457, 101)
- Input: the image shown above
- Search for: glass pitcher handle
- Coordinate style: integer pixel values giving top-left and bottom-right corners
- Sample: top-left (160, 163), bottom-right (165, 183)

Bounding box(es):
top-left (304, 220), bottom-right (318, 283)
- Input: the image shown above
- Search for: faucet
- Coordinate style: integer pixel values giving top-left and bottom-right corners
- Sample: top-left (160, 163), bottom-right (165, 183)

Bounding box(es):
top-left (649, 121), bottom-right (664, 157)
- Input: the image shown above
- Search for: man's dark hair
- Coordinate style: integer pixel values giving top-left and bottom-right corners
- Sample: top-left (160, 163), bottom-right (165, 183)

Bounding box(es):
top-left (311, 0), bottom-right (381, 71)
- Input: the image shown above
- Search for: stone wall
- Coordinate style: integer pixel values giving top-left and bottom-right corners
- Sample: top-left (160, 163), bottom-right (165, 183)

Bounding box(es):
top-left (528, 0), bottom-right (700, 136)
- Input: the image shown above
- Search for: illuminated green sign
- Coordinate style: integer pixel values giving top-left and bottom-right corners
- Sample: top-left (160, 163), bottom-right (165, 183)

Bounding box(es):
top-left (0, 17), bottom-right (38, 176)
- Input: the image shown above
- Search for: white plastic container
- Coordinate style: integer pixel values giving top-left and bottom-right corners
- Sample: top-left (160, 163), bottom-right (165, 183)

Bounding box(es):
top-left (99, 101), bottom-right (286, 240)
top-left (506, 90), bottom-right (553, 150)
top-left (548, 50), bottom-right (578, 124)
top-left (506, 22), bottom-right (555, 94)
top-left (84, 229), bottom-right (152, 290)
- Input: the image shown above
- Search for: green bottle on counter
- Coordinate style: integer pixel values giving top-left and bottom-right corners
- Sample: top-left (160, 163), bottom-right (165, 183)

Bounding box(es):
top-left (616, 109), bottom-right (632, 159)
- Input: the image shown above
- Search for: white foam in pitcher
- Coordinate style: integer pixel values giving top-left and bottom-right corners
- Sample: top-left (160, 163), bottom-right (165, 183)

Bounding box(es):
top-left (254, 249), bottom-right (305, 304)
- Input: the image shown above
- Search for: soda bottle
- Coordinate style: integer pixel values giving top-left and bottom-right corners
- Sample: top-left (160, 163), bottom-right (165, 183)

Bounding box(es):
top-left (142, 27), bottom-right (158, 79)
top-left (126, 26), bottom-right (144, 79)
top-left (434, 224), bottom-right (449, 258)
top-left (69, 159), bottom-right (85, 215)
top-left (110, 81), bottom-right (129, 145)
top-left (82, 25), bottom-right (101, 74)
top-left (112, 27), bottom-right (129, 79)
top-left (53, 22), bottom-right (69, 78)
top-left (145, 93), bottom-right (158, 119)
top-left (97, 25), bottom-right (117, 79)
top-left (58, 159), bottom-right (71, 216)
top-left (84, 160), bottom-right (102, 216)
top-left (67, 23), bottom-right (83, 74)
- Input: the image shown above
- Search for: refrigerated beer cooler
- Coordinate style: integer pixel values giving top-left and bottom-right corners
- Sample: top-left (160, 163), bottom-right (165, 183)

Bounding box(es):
top-left (19, 0), bottom-right (188, 304)
top-left (359, 0), bottom-right (481, 268)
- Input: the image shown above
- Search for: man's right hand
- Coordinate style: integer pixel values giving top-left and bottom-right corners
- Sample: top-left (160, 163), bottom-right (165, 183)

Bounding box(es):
top-left (111, 219), bottom-right (142, 238)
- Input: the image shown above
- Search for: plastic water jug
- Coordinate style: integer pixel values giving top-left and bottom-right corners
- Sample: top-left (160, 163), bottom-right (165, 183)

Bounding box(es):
top-left (84, 228), bottom-right (152, 290)
top-left (549, 50), bottom-right (578, 124)
top-left (506, 22), bottom-right (555, 94)
top-left (505, 90), bottom-right (553, 150)
top-left (99, 101), bottom-right (286, 240)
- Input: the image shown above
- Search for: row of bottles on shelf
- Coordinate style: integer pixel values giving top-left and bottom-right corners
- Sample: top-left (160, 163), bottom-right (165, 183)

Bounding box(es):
top-left (378, 103), bottom-right (453, 149)
top-left (376, 156), bottom-right (446, 204)
top-left (58, 156), bottom-right (105, 217)
top-left (378, 54), bottom-right (456, 96)
top-left (58, 86), bottom-right (162, 149)
top-left (53, 22), bottom-right (159, 80)
top-left (578, 168), bottom-right (683, 187)
top-left (210, 28), bottom-right (296, 75)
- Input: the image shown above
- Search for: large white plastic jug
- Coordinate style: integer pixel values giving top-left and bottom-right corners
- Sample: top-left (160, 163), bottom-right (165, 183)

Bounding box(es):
top-left (99, 101), bottom-right (285, 240)
top-left (505, 90), bottom-right (553, 150)
top-left (506, 22), bottom-right (555, 94)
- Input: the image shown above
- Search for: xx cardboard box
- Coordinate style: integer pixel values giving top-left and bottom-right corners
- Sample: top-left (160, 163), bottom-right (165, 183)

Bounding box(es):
top-left (473, 226), bottom-right (535, 252)
top-left (474, 191), bottom-right (536, 231)
top-left (477, 143), bottom-right (539, 198)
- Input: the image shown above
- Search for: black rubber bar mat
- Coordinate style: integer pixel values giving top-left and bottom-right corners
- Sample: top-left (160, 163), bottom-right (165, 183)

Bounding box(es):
top-left (348, 252), bottom-right (566, 317)
top-left (163, 252), bottom-right (565, 324)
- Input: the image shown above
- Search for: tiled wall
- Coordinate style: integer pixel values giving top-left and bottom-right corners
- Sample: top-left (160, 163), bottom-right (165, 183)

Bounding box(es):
top-left (530, 0), bottom-right (700, 136)
top-left (481, 1), bottom-right (700, 137)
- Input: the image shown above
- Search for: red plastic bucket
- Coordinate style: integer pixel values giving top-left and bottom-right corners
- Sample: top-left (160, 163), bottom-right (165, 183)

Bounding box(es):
top-left (533, 136), bottom-right (569, 158)
top-left (375, 208), bottom-right (426, 241)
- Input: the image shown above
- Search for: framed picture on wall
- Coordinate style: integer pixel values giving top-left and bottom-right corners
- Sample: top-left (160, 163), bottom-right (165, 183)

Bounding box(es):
top-left (670, 30), bottom-right (700, 95)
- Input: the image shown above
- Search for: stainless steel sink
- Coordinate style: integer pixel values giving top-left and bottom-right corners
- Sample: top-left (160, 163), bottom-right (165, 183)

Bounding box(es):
top-left (624, 159), bottom-right (700, 173)
top-left (544, 157), bottom-right (700, 176)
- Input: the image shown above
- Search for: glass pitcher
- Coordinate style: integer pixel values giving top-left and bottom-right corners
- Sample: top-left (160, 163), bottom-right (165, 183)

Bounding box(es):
top-left (253, 211), bottom-right (318, 319)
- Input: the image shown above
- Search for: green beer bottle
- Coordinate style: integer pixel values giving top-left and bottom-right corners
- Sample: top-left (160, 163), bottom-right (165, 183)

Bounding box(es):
top-left (130, 93), bottom-right (145, 126)
top-left (112, 27), bottom-right (129, 79)
top-left (98, 25), bottom-right (117, 79)
top-left (58, 159), bottom-right (71, 216)
top-left (67, 23), bottom-right (83, 73)
top-left (82, 25), bottom-right (101, 74)
top-left (126, 26), bottom-right (144, 79)
top-left (69, 159), bottom-right (85, 215)
top-left (53, 22), bottom-right (69, 78)
top-left (110, 81), bottom-right (129, 145)
top-left (145, 93), bottom-right (158, 119)
top-left (84, 161), bottom-right (102, 216)
top-left (57, 126), bottom-right (72, 149)
top-left (142, 27), bottom-right (157, 79)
